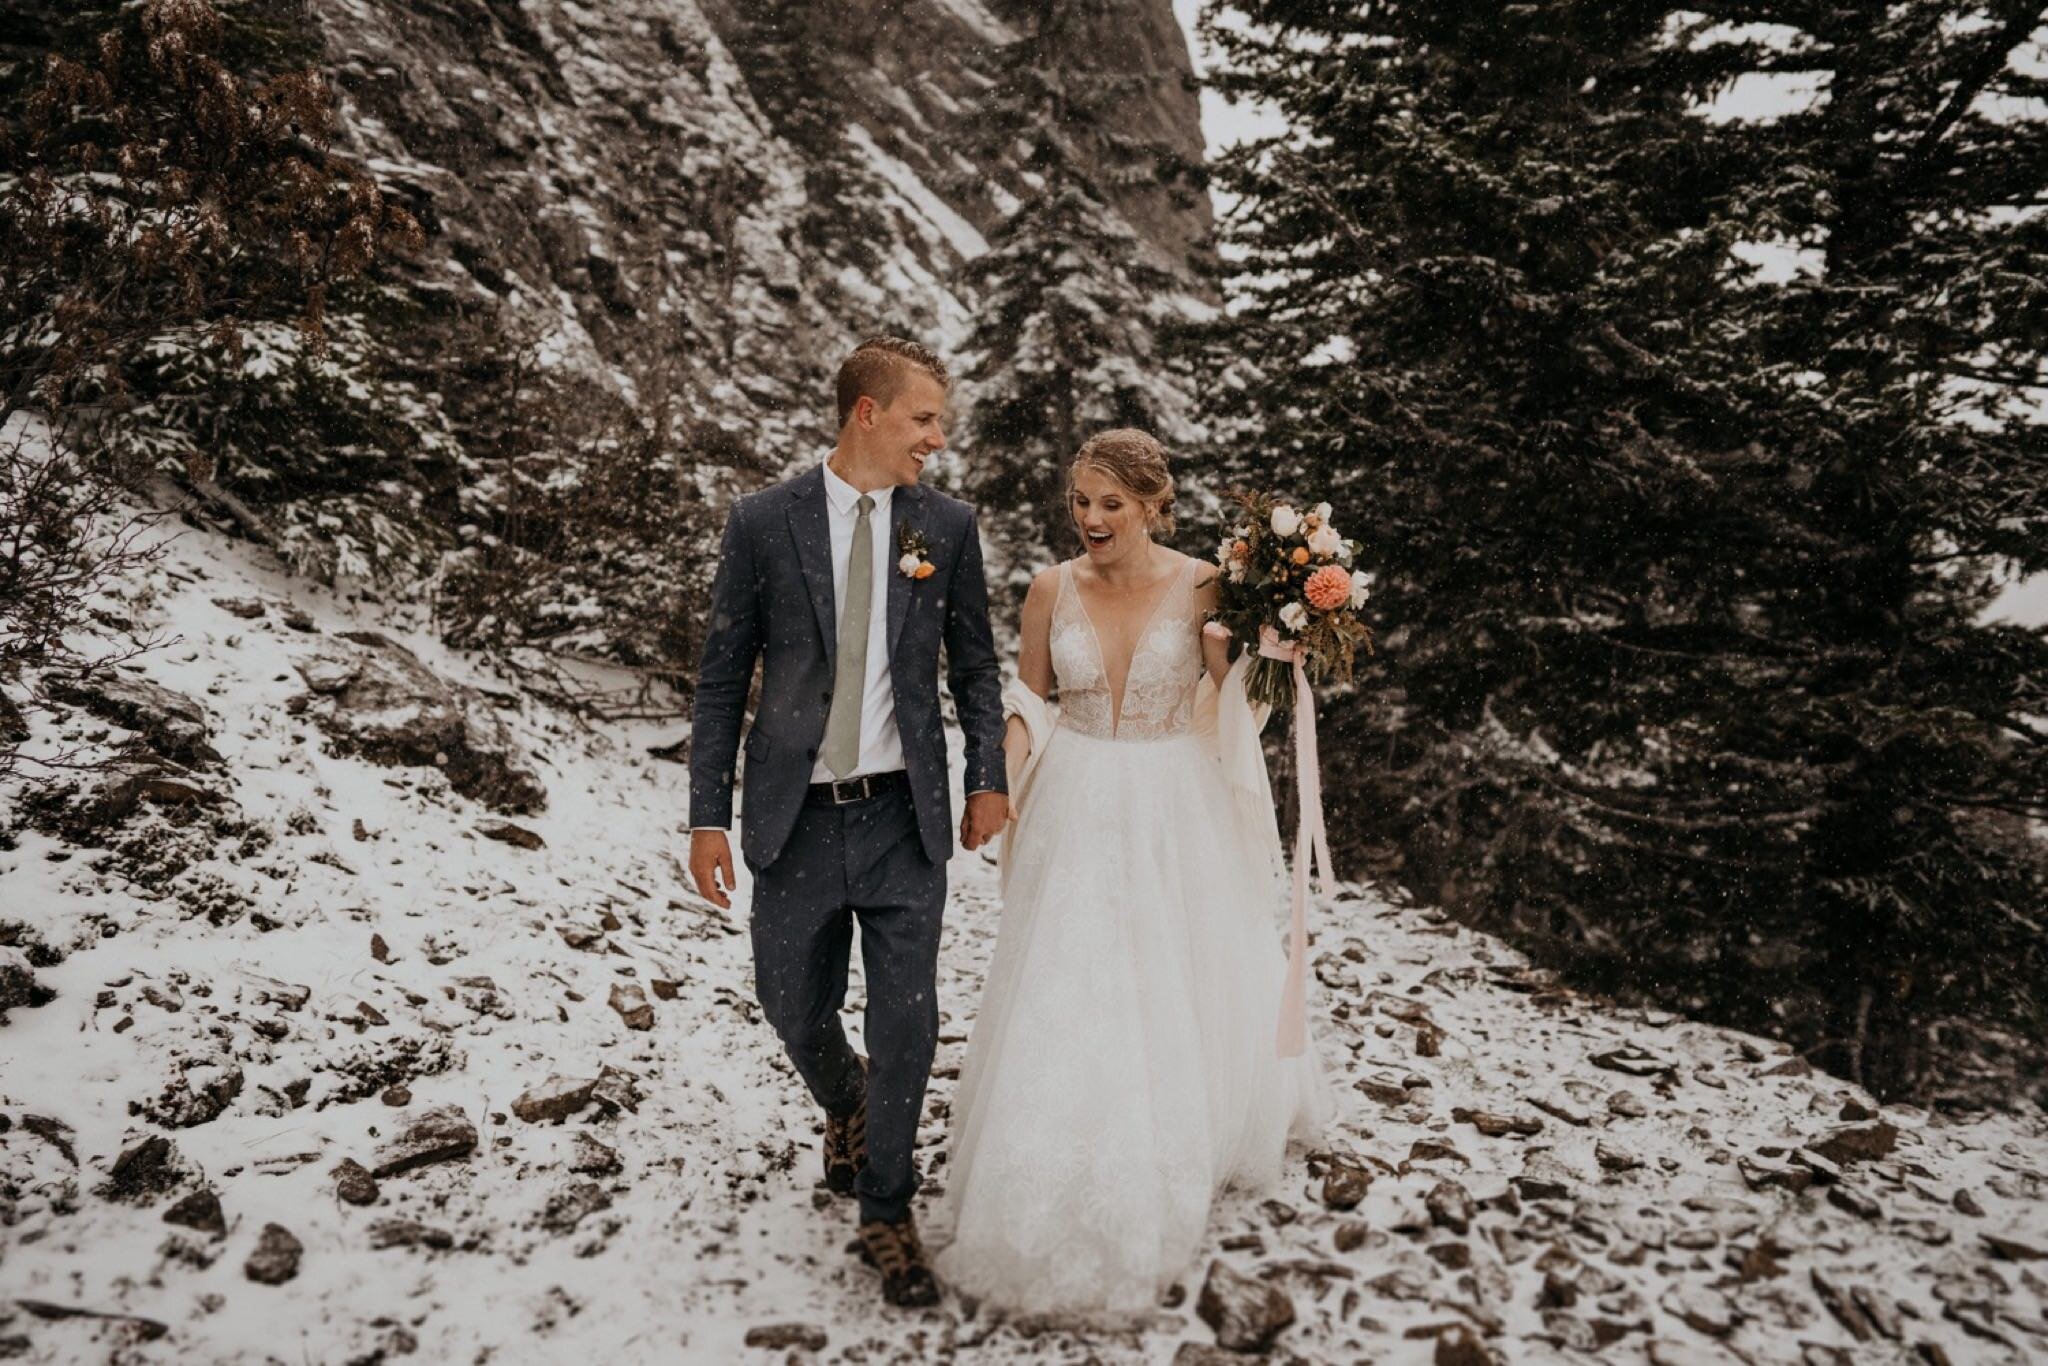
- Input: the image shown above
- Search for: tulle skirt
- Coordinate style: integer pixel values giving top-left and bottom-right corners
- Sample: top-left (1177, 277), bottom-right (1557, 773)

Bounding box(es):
top-left (931, 723), bottom-right (1329, 1316)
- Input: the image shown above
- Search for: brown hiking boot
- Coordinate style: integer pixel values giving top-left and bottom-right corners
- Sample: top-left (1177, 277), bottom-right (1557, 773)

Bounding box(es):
top-left (856, 1215), bottom-right (940, 1308)
top-left (822, 1056), bottom-right (868, 1196)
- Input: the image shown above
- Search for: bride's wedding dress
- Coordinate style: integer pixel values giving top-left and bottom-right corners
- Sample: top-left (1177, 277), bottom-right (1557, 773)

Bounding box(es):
top-left (932, 557), bottom-right (1329, 1316)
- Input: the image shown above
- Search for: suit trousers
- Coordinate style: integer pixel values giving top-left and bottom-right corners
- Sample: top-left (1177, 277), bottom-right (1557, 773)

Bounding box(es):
top-left (747, 780), bottom-right (946, 1224)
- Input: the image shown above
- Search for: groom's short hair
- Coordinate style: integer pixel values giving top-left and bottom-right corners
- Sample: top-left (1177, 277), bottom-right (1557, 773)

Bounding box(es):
top-left (836, 336), bottom-right (949, 426)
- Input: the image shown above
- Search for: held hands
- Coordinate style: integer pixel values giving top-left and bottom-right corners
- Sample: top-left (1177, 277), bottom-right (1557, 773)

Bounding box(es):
top-left (961, 790), bottom-right (1010, 851)
top-left (687, 828), bottom-right (737, 910)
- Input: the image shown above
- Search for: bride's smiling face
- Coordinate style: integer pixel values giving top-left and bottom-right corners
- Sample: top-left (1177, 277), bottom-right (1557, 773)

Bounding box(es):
top-left (1070, 464), bottom-right (1154, 566)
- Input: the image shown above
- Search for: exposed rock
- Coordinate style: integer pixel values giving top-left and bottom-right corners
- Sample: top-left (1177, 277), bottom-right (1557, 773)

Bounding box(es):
top-left (1355, 1073), bottom-right (1411, 1105)
top-left (1589, 1045), bottom-right (1676, 1078)
top-left (245, 1222), bottom-right (303, 1284)
top-left (1806, 1121), bottom-right (1899, 1166)
top-left (745, 1324), bottom-right (828, 1352)
top-left (1531, 1091), bottom-right (1594, 1127)
top-left (370, 1104), bottom-right (477, 1178)
top-left (1320, 1156), bottom-right (1374, 1210)
top-left (591, 1065), bottom-right (643, 1115)
top-left (1595, 1140), bottom-right (1643, 1172)
top-left (1452, 1107), bottom-right (1542, 1138)
top-left (513, 1075), bottom-right (600, 1124)
top-left (1811, 1268), bottom-right (1875, 1341)
top-left (1739, 1154), bottom-right (1813, 1193)
top-left (1607, 1090), bottom-right (1650, 1118)
top-left (569, 1133), bottom-right (622, 1177)
top-left (1170, 1347), bottom-right (1244, 1366)
top-left (213, 595), bottom-right (267, 619)
top-left (45, 672), bottom-right (220, 766)
top-left (537, 1181), bottom-right (613, 1235)
top-left (480, 819), bottom-right (546, 850)
top-left (294, 636), bottom-right (546, 813)
top-left (0, 946), bottom-right (53, 1016)
top-left (1426, 1179), bottom-right (1475, 1236)
top-left (1983, 1231), bottom-right (2046, 1261)
top-left (14, 1300), bottom-right (168, 1343)
top-left (96, 1135), bottom-right (186, 1204)
top-left (138, 1057), bottom-right (245, 1129)
top-left (1409, 1138), bottom-right (1469, 1166)
top-left (1661, 1285), bottom-right (1737, 1337)
top-left (1431, 1323), bottom-right (1500, 1365)
top-left (162, 1187), bottom-right (226, 1238)
top-left (368, 1218), bottom-right (456, 1250)
top-left (608, 982), bottom-right (654, 1031)
top-left (1195, 1259), bottom-right (1295, 1353)
top-left (333, 1158), bottom-right (380, 1205)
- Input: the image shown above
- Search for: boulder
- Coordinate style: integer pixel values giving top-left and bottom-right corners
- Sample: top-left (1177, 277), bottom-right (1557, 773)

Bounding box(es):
top-left (1806, 1121), bottom-right (1898, 1166)
top-left (512, 1075), bottom-right (599, 1124)
top-left (745, 1325), bottom-right (828, 1352)
top-left (162, 1187), bottom-right (226, 1238)
top-left (1195, 1259), bottom-right (1295, 1352)
top-left (294, 635), bottom-right (545, 813)
top-left (244, 1223), bottom-right (303, 1284)
top-left (333, 1158), bottom-right (380, 1205)
top-left (370, 1104), bottom-right (477, 1178)
top-left (44, 672), bottom-right (220, 766)
top-left (608, 982), bottom-right (654, 1031)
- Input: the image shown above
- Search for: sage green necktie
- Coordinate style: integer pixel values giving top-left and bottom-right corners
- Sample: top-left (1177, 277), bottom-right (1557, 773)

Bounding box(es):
top-left (821, 494), bottom-right (875, 778)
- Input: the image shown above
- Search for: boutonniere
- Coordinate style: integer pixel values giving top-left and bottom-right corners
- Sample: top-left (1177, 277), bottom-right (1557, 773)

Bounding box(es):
top-left (897, 525), bottom-right (936, 580)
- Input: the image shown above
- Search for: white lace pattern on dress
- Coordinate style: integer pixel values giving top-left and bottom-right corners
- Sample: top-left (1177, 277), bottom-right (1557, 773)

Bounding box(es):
top-left (1048, 558), bottom-right (1200, 742)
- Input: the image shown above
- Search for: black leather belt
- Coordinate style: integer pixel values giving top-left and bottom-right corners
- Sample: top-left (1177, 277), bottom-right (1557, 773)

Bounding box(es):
top-left (804, 770), bottom-right (911, 807)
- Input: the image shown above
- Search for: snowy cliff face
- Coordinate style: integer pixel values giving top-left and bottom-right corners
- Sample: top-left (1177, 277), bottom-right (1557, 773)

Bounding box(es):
top-left (317, 0), bottom-right (1210, 448)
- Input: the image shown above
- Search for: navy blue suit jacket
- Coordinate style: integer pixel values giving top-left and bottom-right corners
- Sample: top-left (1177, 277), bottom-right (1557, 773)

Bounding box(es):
top-left (689, 466), bottom-right (1008, 870)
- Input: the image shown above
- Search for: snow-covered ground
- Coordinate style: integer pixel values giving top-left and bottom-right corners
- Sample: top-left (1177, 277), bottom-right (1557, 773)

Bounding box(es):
top-left (2, 515), bottom-right (2045, 1365)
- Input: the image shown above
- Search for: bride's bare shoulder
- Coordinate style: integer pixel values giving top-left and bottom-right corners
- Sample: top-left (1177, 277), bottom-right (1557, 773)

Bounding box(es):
top-left (1022, 562), bottom-right (1066, 618)
top-left (1166, 549), bottom-right (1219, 591)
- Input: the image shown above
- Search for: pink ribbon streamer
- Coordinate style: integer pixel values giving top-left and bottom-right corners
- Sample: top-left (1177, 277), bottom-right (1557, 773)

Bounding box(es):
top-left (1259, 626), bottom-right (1332, 1058)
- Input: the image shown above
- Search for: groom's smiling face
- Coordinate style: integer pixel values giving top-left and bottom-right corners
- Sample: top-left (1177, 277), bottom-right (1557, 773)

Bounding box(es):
top-left (865, 373), bottom-right (950, 486)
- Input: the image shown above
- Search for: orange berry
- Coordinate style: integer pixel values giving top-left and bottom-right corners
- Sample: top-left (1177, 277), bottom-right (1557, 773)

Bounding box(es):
top-left (1291, 547), bottom-right (1310, 565)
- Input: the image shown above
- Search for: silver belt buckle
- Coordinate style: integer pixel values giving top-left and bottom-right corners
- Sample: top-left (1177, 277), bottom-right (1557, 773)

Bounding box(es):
top-left (830, 776), bottom-right (868, 805)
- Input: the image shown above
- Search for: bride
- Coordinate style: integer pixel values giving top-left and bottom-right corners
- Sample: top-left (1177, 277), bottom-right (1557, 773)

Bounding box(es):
top-left (932, 428), bottom-right (1329, 1316)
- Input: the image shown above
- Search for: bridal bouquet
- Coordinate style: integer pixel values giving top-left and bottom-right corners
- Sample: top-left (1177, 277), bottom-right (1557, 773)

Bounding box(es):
top-left (1212, 491), bottom-right (1374, 713)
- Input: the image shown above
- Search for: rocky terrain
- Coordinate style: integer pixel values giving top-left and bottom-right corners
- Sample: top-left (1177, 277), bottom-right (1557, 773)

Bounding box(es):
top-left (0, 467), bottom-right (2043, 1365)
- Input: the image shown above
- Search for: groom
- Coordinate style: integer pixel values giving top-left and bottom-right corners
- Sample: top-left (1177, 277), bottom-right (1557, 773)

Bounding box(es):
top-left (687, 336), bottom-right (1009, 1307)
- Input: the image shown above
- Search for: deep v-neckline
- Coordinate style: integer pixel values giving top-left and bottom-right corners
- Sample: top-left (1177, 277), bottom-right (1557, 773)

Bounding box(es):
top-left (1069, 556), bottom-right (1192, 737)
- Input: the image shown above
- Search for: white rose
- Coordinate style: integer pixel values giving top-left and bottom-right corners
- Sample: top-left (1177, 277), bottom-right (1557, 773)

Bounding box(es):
top-left (1279, 601), bottom-right (1308, 632)
top-left (1349, 570), bottom-right (1371, 609)
top-left (1306, 524), bottom-right (1343, 559)
top-left (1270, 504), bottom-right (1301, 537)
top-left (1226, 560), bottom-right (1246, 583)
top-left (1312, 501), bottom-right (1332, 522)
top-left (898, 553), bottom-right (922, 576)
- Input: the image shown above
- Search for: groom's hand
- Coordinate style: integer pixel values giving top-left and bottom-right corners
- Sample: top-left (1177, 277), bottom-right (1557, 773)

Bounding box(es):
top-left (688, 829), bottom-right (737, 909)
top-left (960, 791), bottom-right (1009, 851)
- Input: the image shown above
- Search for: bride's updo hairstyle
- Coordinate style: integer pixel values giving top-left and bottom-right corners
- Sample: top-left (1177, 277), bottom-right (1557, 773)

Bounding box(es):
top-left (1069, 428), bottom-right (1177, 536)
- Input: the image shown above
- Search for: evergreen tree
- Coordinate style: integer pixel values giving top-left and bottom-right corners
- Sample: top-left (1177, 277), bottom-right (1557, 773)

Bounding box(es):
top-left (1198, 1), bottom-right (2047, 1098)
top-left (952, 0), bottom-right (1195, 577)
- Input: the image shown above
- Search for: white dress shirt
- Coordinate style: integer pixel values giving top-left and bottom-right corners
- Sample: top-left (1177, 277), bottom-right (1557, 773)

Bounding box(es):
top-left (813, 460), bottom-right (906, 783)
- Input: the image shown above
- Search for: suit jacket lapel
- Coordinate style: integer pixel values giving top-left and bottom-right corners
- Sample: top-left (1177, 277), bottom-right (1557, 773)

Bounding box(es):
top-left (887, 485), bottom-right (925, 659)
top-left (786, 468), bottom-right (836, 660)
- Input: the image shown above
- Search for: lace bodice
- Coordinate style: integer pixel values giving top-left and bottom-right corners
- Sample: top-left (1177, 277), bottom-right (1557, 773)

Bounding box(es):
top-left (1048, 558), bottom-right (1203, 741)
